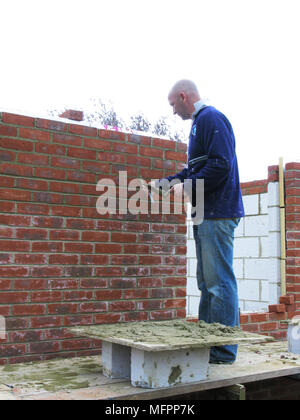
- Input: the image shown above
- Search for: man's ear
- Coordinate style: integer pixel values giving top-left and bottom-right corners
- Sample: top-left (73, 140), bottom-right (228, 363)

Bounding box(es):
top-left (180, 92), bottom-right (185, 102)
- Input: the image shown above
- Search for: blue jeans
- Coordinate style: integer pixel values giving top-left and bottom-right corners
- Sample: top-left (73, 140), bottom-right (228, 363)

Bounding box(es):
top-left (193, 218), bottom-right (240, 363)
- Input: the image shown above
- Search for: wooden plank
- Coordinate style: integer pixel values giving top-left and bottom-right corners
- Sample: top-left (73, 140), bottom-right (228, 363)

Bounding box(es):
top-left (3, 341), bottom-right (300, 400)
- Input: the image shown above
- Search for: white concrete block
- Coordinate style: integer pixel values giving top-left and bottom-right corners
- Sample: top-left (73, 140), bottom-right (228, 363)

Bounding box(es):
top-left (102, 342), bottom-right (131, 379)
top-left (243, 194), bottom-right (259, 216)
top-left (244, 258), bottom-right (270, 280)
top-left (268, 206), bottom-right (280, 232)
top-left (188, 258), bottom-right (197, 277)
top-left (186, 277), bottom-right (199, 296)
top-left (260, 193), bottom-right (268, 215)
top-left (267, 258), bottom-right (281, 282)
top-left (238, 279), bottom-right (260, 301)
top-left (234, 237), bottom-right (260, 258)
top-left (131, 347), bottom-right (210, 388)
top-left (260, 280), bottom-right (270, 302)
top-left (268, 182), bottom-right (280, 207)
top-left (187, 223), bottom-right (194, 240)
top-left (268, 232), bottom-right (281, 258)
top-left (187, 295), bottom-right (200, 318)
top-left (243, 301), bottom-right (269, 312)
top-left (234, 217), bottom-right (244, 237)
top-left (244, 215), bottom-right (268, 237)
top-left (260, 237), bottom-right (270, 258)
top-left (268, 283), bottom-right (281, 305)
top-left (233, 258), bottom-right (244, 278)
top-left (187, 241), bottom-right (196, 258)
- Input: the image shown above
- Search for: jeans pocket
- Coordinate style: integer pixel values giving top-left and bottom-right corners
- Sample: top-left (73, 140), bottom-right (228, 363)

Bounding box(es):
top-left (233, 218), bottom-right (241, 228)
top-left (216, 219), bottom-right (237, 238)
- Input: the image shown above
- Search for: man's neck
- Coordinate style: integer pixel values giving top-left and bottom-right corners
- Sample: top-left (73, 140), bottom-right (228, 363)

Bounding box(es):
top-left (192, 99), bottom-right (207, 119)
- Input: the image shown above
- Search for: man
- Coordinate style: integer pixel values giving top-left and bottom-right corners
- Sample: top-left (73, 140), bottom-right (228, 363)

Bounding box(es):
top-left (150, 80), bottom-right (244, 364)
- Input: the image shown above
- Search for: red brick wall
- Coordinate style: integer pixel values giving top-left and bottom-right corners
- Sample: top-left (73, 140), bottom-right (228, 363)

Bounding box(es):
top-left (285, 162), bottom-right (300, 310)
top-left (0, 112), bottom-right (187, 364)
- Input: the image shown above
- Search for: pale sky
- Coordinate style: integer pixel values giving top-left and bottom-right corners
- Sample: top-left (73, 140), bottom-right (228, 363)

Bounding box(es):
top-left (1, 0), bottom-right (299, 182)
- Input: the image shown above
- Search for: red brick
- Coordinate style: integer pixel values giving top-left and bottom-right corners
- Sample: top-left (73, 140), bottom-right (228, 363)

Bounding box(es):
top-left (0, 162), bottom-right (33, 177)
top-left (0, 292), bottom-right (29, 304)
top-left (149, 310), bottom-right (173, 321)
top-left (14, 279), bottom-right (47, 290)
top-left (0, 125), bottom-right (17, 136)
top-left (16, 228), bottom-right (47, 240)
top-left (0, 344), bottom-right (26, 357)
top-left (30, 316), bottom-right (62, 329)
top-left (13, 304), bottom-right (46, 316)
top-left (268, 304), bottom-right (286, 313)
top-left (109, 301), bottom-right (136, 311)
top-left (64, 291), bottom-right (93, 301)
top-left (48, 303), bottom-right (78, 315)
top-left (32, 242), bottom-right (63, 253)
top-left (64, 315), bottom-right (93, 326)
top-left (0, 189), bottom-right (31, 202)
top-left (17, 178), bottom-right (48, 191)
top-left (241, 324), bottom-right (259, 333)
top-left (279, 295), bottom-right (295, 305)
top-left (49, 254), bottom-right (79, 265)
top-left (14, 254), bottom-right (47, 265)
top-left (0, 265), bottom-right (29, 277)
top-left (0, 176), bottom-right (15, 188)
top-left (164, 298), bottom-right (186, 309)
top-left (140, 146), bottom-right (164, 159)
top-left (260, 322), bottom-right (278, 332)
top-left (95, 290), bottom-right (122, 300)
top-left (18, 152), bottom-right (49, 166)
top-left (2, 113), bottom-right (35, 127)
top-left (51, 156), bottom-right (80, 170)
top-left (112, 142), bottom-right (138, 154)
top-left (35, 167), bottom-right (66, 180)
top-left (123, 289), bottom-right (149, 299)
top-left (95, 243), bottom-right (122, 254)
top-left (31, 266), bottom-right (63, 278)
top-left (286, 162), bottom-right (300, 170)
top-left (29, 341), bottom-right (60, 354)
top-left (51, 205), bottom-right (81, 217)
top-left (165, 151), bottom-right (187, 162)
top-left (19, 128), bottom-right (51, 142)
top-left (0, 226), bottom-right (13, 238)
top-left (94, 313), bottom-right (122, 324)
top-left (0, 137), bottom-right (34, 152)
top-left (80, 302), bottom-right (107, 312)
top-left (67, 147), bottom-right (97, 160)
top-left (31, 291), bottom-right (62, 303)
top-left (36, 118), bottom-right (67, 131)
top-left (69, 124), bottom-right (97, 137)
top-left (10, 330), bottom-right (43, 343)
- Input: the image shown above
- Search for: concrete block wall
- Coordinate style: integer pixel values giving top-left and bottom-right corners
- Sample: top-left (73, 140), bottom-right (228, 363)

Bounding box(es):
top-left (0, 112), bottom-right (188, 364)
top-left (186, 177), bottom-right (275, 316)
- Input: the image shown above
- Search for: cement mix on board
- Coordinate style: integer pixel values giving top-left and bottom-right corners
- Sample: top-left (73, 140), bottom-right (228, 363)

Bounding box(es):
top-left (72, 320), bottom-right (247, 345)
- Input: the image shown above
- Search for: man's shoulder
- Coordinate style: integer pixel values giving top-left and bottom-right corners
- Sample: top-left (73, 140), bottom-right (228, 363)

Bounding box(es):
top-left (196, 106), bottom-right (224, 119)
top-left (195, 106), bottom-right (231, 127)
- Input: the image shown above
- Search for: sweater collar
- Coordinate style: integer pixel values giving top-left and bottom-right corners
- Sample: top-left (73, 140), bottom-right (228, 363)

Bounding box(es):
top-left (192, 99), bottom-right (207, 119)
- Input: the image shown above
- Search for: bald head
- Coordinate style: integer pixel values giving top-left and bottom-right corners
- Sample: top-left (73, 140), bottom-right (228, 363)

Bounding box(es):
top-left (168, 80), bottom-right (201, 120)
top-left (169, 80), bottom-right (200, 98)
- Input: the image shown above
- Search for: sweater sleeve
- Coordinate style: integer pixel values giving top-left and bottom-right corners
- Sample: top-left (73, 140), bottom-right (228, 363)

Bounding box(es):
top-left (188, 113), bottom-right (235, 192)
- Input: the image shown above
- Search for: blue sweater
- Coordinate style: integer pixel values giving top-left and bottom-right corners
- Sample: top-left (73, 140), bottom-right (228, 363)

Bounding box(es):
top-left (166, 106), bottom-right (245, 219)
